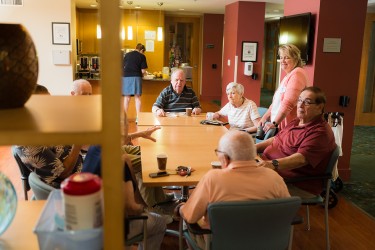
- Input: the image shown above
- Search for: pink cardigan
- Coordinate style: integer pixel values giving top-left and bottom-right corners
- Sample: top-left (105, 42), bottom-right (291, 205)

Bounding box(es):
top-left (270, 67), bottom-right (309, 130)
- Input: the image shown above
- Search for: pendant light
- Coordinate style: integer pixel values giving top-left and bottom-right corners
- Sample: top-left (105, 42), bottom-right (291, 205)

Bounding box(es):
top-left (157, 2), bottom-right (163, 41)
top-left (96, 24), bottom-right (102, 39)
top-left (127, 1), bottom-right (133, 40)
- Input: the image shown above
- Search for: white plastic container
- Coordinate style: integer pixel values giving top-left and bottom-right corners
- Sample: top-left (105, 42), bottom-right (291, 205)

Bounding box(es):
top-left (34, 190), bottom-right (103, 250)
top-left (61, 173), bottom-right (103, 231)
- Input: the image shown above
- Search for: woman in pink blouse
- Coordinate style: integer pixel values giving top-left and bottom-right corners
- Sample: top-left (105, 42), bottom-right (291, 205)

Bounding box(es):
top-left (259, 44), bottom-right (310, 132)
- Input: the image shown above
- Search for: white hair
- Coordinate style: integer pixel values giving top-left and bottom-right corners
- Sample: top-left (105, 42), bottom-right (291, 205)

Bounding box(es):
top-left (226, 82), bottom-right (244, 95)
top-left (218, 130), bottom-right (256, 161)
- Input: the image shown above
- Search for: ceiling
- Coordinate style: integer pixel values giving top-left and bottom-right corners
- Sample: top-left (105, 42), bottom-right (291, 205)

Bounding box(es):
top-left (75, 0), bottom-right (375, 18)
top-left (75, 0), bottom-right (284, 19)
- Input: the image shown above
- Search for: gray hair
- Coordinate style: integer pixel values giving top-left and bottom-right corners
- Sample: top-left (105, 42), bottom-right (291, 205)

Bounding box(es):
top-left (72, 79), bottom-right (92, 95)
top-left (171, 68), bottom-right (186, 80)
top-left (226, 82), bottom-right (244, 95)
top-left (218, 130), bottom-right (256, 161)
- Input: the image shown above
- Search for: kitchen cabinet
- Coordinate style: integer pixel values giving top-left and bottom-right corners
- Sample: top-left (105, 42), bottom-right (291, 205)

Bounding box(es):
top-left (76, 9), bottom-right (100, 54)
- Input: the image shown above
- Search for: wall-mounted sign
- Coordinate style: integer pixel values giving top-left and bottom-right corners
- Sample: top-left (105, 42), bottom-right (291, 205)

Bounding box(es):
top-left (323, 38), bottom-right (341, 53)
top-left (145, 30), bottom-right (156, 40)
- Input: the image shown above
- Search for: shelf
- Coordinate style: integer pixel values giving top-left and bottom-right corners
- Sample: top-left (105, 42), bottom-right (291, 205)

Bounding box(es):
top-left (0, 95), bottom-right (102, 145)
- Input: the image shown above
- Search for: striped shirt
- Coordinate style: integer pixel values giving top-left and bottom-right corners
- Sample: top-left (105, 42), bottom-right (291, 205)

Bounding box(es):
top-left (153, 84), bottom-right (201, 112)
top-left (218, 98), bottom-right (260, 129)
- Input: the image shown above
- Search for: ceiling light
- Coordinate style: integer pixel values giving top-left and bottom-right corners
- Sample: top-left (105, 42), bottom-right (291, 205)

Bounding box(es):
top-left (157, 2), bottom-right (163, 41)
top-left (127, 1), bottom-right (134, 40)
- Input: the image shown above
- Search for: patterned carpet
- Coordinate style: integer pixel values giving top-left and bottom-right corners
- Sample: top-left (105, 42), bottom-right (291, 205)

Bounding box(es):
top-left (340, 126), bottom-right (375, 218)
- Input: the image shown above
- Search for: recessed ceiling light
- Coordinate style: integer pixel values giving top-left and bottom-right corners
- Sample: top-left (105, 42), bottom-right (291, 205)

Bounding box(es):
top-left (90, 4), bottom-right (97, 7)
top-left (135, 5), bottom-right (141, 9)
top-left (179, 8), bottom-right (185, 11)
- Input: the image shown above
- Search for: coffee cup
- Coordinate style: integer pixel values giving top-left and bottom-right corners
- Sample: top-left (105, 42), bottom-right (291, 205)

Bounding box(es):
top-left (206, 112), bottom-right (214, 121)
top-left (186, 108), bottom-right (192, 116)
top-left (157, 153), bottom-right (168, 171)
top-left (211, 161), bottom-right (222, 169)
top-left (255, 126), bottom-right (265, 140)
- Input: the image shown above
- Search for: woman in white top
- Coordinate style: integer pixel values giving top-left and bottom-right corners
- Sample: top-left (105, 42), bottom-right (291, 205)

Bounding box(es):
top-left (211, 82), bottom-right (260, 133)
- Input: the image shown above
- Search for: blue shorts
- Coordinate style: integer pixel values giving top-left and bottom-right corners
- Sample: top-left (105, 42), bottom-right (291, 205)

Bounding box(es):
top-left (122, 77), bottom-right (142, 96)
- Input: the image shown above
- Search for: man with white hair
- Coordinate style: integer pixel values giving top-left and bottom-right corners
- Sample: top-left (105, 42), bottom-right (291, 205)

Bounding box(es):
top-left (177, 130), bottom-right (290, 248)
top-left (152, 69), bottom-right (201, 116)
top-left (71, 79), bottom-right (92, 96)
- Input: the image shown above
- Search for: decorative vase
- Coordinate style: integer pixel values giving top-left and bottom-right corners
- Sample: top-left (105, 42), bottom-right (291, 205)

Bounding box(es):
top-left (0, 24), bottom-right (38, 109)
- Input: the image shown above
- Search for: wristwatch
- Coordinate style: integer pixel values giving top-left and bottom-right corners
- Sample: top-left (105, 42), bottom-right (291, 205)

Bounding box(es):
top-left (272, 159), bottom-right (279, 170)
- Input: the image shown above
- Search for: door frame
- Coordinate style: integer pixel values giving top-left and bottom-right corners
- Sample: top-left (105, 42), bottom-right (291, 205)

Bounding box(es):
top-left (356, 13), bottom-right (375, 125)
top-left (164, 15), bottom-right (202, 96)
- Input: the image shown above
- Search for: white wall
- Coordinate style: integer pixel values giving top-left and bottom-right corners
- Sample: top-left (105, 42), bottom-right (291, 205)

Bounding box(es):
top-left (0, 0), bottom-right (75, 95)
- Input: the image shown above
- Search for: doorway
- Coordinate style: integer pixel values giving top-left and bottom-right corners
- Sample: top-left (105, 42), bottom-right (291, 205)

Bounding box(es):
top-left (164, 15), bottom-right (201, 95)
top-left (263, 20), bottom-right (279, 91)
top-left (356, 13), bottom-right (375, 125)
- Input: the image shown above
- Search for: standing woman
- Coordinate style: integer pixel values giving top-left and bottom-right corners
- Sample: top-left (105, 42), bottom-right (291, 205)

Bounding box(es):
top-left (122, 43), bottom-right (148, 118)
top-left (259, 44), bottom-right (310, 132)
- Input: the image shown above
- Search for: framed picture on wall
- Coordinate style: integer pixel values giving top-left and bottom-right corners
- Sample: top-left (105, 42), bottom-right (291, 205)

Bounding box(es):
top-left (0, 0), bottom-right (23, 6)
top-left (52, 22), bottom-right (70, 45)
top-left (241, 41), bottom-right (258, 62)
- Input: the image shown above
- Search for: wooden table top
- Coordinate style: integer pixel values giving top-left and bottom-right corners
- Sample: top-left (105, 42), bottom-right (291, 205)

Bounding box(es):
top-left (137, 112), bottom-right (208, 127)
top-left (1, 200), bottom-right (45, 250)
top-left (139, 125), bottom-right (227, 186)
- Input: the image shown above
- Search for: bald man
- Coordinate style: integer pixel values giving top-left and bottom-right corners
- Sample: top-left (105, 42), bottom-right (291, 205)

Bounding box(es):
top-left (178, 130), bottom-right (290, 248)
top-left (71, 79), bottom-right (92, 96)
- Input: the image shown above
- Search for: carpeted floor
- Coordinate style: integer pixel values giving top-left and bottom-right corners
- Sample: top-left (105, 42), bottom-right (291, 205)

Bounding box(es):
top-left (340, 126), bottom-right (375, 218)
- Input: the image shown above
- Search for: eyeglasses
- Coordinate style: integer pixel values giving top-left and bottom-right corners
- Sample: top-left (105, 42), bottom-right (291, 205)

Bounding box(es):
top-left (298, 98), bottom-right (317, 106)
top-left (215, 149), bottom-right (231, 160)
top-left (215, 149), bottom-right (227, 156)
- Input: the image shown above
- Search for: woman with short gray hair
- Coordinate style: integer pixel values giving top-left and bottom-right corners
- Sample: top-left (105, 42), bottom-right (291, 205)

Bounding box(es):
top-left (210, 82), bottom-right (260, 133)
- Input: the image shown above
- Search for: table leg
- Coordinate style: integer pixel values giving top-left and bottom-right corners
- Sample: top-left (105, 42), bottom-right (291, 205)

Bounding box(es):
top-left (180, 186), bottom-right (189, 202)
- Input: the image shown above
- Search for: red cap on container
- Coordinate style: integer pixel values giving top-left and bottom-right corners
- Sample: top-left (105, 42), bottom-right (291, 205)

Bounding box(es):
top-left (61, 173), bottom-right (101, 196)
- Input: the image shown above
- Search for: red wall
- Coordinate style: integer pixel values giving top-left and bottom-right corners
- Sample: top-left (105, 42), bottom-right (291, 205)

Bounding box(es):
top-left (222, 1), bottom-right (265, 107)
top-left (285, 0), bottom-right (368, 180)
top-left (201, 14), bottom-right (224, 102)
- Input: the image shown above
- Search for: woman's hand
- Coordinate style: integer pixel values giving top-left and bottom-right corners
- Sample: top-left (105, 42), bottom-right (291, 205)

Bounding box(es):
top-left (263, 122), bottom-right (276, 133)
top-left (259, 117), bottom-right (267, 127)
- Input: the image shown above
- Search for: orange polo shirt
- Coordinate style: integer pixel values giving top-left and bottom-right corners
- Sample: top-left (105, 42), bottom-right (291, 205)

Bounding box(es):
top-left (180, 160), bottom-right (290, 229)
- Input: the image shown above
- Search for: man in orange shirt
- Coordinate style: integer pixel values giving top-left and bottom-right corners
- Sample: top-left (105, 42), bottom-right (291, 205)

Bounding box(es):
top-left (177, 130), bottom-right (290, 248)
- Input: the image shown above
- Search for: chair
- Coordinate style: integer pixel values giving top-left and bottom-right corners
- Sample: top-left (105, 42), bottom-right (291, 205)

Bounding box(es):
top-left (125, 215), bottom-right (148, 249)
top-left (284, 145), bottom-right (341, 250)
top-left (28, 171), bottom-right (55, 200)
top-left (256, 107), bottom-right (277, 143)
top-left (179, 197), bottom-right (302, 250)
top-left (11, 146), bottom-right (31, 200)
top-left (257, 106), bottom-right (268, 117)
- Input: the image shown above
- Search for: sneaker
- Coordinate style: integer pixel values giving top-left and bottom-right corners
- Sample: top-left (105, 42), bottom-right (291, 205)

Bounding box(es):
top-left (146, 205), bottom-right (174, 224)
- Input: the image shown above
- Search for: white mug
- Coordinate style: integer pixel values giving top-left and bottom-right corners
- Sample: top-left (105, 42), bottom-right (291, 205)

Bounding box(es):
top-left (206, 112), bottom-right (214, 121)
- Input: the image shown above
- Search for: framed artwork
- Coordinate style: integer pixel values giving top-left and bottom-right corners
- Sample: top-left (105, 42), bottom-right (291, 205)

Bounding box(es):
top-left (52, 22), bottom-right (70, 45)
top-left (241, 41), bottom-right (258, 62)
top-left (0, 0), bottom-right (23, 6)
